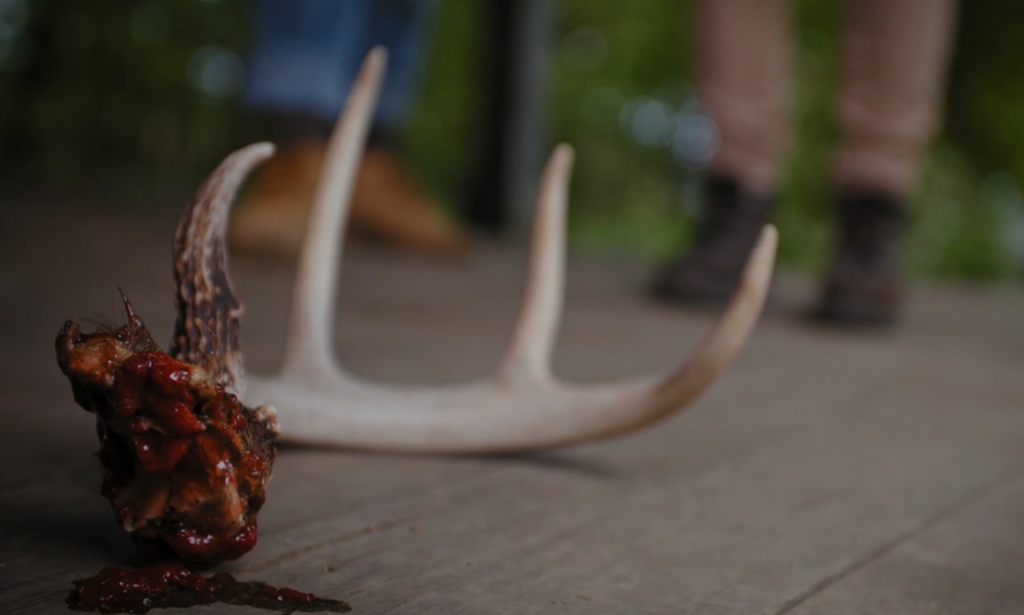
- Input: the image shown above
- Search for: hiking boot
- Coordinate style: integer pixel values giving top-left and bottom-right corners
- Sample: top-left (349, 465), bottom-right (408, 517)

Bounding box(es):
top-left (814, 189), bottom-right (907, 326)
top-left (653, 174), bottom-right (775, 304)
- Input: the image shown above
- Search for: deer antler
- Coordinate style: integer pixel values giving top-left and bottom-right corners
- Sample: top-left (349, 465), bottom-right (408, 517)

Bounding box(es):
top-left (173, 47), bottom-right (778, 454)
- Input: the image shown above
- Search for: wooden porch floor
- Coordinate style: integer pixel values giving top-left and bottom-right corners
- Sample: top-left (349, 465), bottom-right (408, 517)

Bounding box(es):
top-left (2, 200), bottom-right (1024, 614)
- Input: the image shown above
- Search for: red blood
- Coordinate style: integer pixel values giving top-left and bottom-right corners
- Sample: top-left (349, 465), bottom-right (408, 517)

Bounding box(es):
top-left (57, 315), bottom-right (277, 566)
top-left (278, 587), bottom-right (315, 604)
top-left (69, 563), bottom-right (350, 614)
top-left (162, 529), bottom-right (217, 561)
top-left (115, 352), bottom-right (203, 435)
top-left (229, 521), bottom-right (259, 556)
top-left (131, 433), bottom-right (191, 474)
top-left (112, 353), bottom-right (204, 476)
top-left (161, 521), bottom-right (259, 565)
top-left (72, 566), bottom-right (172, 614)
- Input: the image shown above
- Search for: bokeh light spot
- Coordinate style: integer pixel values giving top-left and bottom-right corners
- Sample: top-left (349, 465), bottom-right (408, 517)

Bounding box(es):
top-left (188, 46), bottom-right (245, 99)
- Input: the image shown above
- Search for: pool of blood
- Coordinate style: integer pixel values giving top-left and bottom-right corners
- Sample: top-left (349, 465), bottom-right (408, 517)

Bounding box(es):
top-left (67, 563), bottom-right (350, 614)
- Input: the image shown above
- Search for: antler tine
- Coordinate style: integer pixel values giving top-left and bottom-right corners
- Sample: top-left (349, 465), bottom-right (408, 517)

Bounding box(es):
top-left (497, 144), bottom-right (574, 387)
top-left (244, 219), bottom-right (775, 453)
top-left (171, 141), bottom-right (275, 396)
top-left (633, 225), bottom-right (777, 427)
top-left (282, 47), bottom-right (388, 376)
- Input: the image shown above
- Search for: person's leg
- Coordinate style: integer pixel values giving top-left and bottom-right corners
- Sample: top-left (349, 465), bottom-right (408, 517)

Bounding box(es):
top-left (817, 0), bottom-right (958, 324)
top-left (655, 0), bottom-right (791, 303)
top-left (233, 0), bottom-right (468, 258)
top-left (699, 0), bottom-right (791, 193)
top-left (832, 0), bottom-right (958, 197)
top-left (362, 0), bottom-right (438, 144)
top-left (245, 0), bottom-right (369, 129)
top-left (245, 0), bottom-right (437, 137)
top-left (232, 0), bottom-right (367, 256)
top-left (343, 0), bottom-right (469, 256)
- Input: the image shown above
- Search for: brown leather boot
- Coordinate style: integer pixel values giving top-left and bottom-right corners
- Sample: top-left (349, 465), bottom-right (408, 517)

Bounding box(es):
top-left (230, 141), bottom-right (470, 258)
top-left (814, 190), bottom-right (907, 326)
top-left (653, 175), bottom-right (775, 305)
top-left (350, 149), bottom-right (470, 257)
top-left (229, 139), bottom-right (326, 257)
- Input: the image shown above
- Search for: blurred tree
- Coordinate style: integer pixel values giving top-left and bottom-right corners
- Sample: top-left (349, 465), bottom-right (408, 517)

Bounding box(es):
top-left (2, 0), bottom-right (1023, 282)
top-left (0, 0), bottom-right (252, 189)
top-left (946, 1), bottom-right (1024, 181)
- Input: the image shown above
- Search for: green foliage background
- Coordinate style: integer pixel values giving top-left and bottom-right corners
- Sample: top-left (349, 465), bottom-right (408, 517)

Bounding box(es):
top-left (3, 0), bottom-right (1024, 281)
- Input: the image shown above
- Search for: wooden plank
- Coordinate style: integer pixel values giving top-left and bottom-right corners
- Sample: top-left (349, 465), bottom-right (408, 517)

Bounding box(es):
top-left (2, 203), bottom-right (1024, 613)
top-left (786, 476), bottom-right (1024, 615)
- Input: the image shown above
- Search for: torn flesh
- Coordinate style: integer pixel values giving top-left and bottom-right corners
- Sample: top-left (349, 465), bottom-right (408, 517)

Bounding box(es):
top-left (55, 299), bottom-right (278, 566)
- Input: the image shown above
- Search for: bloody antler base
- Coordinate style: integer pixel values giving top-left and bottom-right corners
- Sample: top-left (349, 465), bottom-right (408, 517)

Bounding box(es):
top-left (56, 298), bottom-right (278, 566)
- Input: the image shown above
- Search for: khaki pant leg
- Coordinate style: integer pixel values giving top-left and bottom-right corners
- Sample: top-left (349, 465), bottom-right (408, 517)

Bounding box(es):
top-left (697, 0), bottom-right (793, 192)
top-left (832, 0), bottom-right (958, 197)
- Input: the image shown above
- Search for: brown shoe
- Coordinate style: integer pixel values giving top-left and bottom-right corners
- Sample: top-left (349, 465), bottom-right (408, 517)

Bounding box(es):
top-left (653, 175), bottom-right (774, 305)
top-left (814, 190), bottom-right (907, 326)
top-left (230, 142), bottom-right (470, 258)
top-left (350, 149), bottom-right (470, 257)
top-left (229, 139), bottom-right (326, 257)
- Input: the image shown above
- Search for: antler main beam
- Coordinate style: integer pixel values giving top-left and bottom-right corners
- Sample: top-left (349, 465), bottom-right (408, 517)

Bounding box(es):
top-left (181, 47), bottom-right (778, 454)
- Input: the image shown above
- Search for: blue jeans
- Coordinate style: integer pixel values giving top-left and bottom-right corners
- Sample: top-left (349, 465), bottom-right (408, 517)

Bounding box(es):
top-left (245, 0), bottom-right (436, 131)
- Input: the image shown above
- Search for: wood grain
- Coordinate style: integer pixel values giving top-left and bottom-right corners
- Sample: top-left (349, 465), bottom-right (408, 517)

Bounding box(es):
top-left (1, 200), bottom-right (1023, 613)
